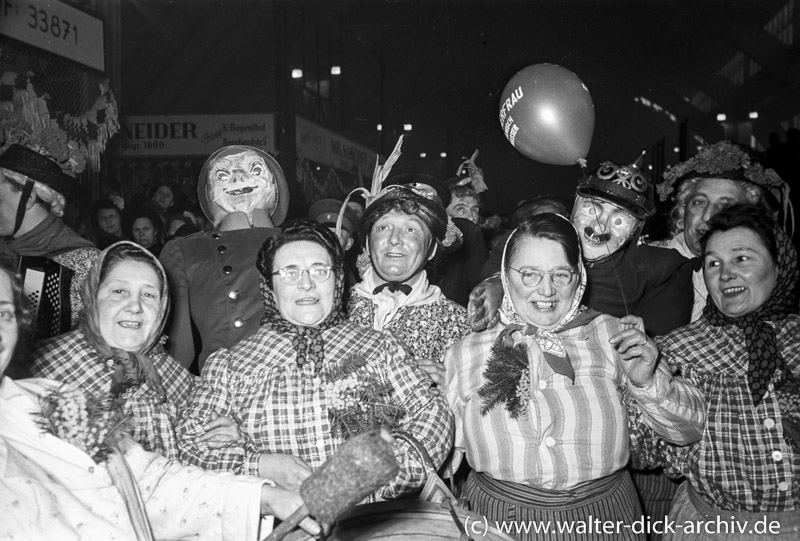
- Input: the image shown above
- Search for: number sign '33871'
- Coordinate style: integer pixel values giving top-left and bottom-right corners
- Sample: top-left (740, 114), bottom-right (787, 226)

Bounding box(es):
top-left (0, 0), bottom-right (105, 73)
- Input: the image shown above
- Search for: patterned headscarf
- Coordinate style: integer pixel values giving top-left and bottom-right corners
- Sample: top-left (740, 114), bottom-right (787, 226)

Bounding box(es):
top-left (258, 224), bottom-right (346, 375)
top-left (478, 214), bottom-right (593, 418)
top-left (498, 214), bottom-right (590, 380)
top-left (703, 226), bottom-right (799, 406)
top-left (79, 241), bottom-right (169, 404)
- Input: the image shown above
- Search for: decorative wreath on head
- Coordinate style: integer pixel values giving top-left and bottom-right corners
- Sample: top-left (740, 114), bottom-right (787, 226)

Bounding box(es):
top-left (657, 140), bottom-right (792, 235)
top-left (657, 140), bottom-right (785, 202)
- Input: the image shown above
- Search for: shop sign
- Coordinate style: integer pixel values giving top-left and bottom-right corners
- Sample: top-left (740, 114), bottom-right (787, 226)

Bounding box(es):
top-left (116, 114), bottom-right (275, 156)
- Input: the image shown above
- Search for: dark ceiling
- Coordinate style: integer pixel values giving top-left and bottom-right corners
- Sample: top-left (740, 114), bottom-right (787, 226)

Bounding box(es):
top-left (119, 0), bottom-right (799, 212)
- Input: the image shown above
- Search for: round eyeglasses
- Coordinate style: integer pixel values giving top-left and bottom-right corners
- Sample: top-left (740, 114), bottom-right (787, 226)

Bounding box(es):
top-left (272, 264), bottom-right (333, 285)
top-left (509, 267), bottom-right (576, 288)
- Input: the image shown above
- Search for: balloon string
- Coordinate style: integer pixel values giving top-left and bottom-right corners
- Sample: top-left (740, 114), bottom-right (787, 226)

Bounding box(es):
top-left (591, 214), bottom-right (631, 318)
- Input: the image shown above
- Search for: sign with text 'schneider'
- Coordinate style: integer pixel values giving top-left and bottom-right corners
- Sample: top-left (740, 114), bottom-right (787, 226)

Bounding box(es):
top-left (115, 114), bottom-right (276, 157)
top-left (1, 0), bottom-right (105, 72)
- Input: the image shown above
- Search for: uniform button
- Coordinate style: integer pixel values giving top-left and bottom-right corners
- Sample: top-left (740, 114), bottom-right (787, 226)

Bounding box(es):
top-left (778, 481), bottom-right (789, 492)
top-left (764, 418), bottom-right (776, 429)
top-left (233, 318), bottom-right (244, 328)
top-left (212, 233), bottom-right (222, 239)
top-left (228, 290), bottom-right (239, 300)
top-left (772, 450), bottom-right (784, 462)
top-left (217, 245), bottom-right (227, 253)
top-left (544, 436), bottom-right (556, 447)
top-left (223, 265), bottom-right (233, 274)
top-left (538, 380), bottom-right (547, 390)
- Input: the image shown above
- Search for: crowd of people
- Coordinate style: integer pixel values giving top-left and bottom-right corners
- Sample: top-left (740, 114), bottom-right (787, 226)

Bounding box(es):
top-left (0, 136), bottom-right (798, 541)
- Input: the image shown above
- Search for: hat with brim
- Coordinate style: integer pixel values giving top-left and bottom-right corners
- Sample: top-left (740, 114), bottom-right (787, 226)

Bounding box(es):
top-left (360, 185), bottom-right (448, 243)
top-left (576, 161), bottom-right (654, 221)
top-left (309, 198), bottom-right (358, 234)
top-left (198, 145), bottom-right (289, 226)
top-left (0, 144), bottom-right (74, 198)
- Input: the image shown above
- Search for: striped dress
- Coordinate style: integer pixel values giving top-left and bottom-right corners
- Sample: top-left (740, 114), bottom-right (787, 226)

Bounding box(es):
top-left (445, 314), bottom-right (705, 540)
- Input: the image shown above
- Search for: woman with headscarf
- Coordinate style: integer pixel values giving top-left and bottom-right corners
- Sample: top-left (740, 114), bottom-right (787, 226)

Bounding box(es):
top-left (632, 204), bottom-right (800, 540)
top-left (0, 260), bottom-right (318, 540)
top-left (178, 220), bottom-right (453, 498)
top-left (30, 241), bottom-right (194, 460)
top-left (348, 184), bottom-right (471, 385)
top-left (445, 213), bottom-right (705, 541)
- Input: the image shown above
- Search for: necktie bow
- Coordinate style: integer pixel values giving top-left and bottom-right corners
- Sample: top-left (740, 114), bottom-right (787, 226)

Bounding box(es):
top-left (373, 281), bottom-right (413, 295)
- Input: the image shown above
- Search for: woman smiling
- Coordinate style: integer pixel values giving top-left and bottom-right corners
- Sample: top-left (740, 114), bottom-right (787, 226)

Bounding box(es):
top-left (178, 221), bottom-right (452, 498)
top-left (445, 214), bottom-right (705, 540)
top-left (31, 241), bottom-right (195, 460)
top-left (634, 204), bottom-right (800, 539)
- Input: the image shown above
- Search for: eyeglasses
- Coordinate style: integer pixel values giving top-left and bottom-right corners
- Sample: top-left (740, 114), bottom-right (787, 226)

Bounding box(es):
top-left (509, 267), bottom-right (576, 288)
top-left (272, 264), bottom-right (333, 285)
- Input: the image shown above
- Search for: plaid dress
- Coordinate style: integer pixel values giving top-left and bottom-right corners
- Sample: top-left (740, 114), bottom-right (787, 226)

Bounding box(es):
top-left (30, 329), bottom-right (195, 461)
top-left (636, 316), bottom-right (800, 512)
top-left (177, 320), bottom-right (453, 499)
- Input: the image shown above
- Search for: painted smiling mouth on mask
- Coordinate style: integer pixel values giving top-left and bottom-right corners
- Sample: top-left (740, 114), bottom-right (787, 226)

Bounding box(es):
top-left (583, 227), bottom-right (611, 245)
top-left (225, 186), bottom-right (255, 196)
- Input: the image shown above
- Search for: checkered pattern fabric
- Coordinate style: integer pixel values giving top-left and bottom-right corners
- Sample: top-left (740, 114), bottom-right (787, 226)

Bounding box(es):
top-left (641, 317), bottom-right (800, 512)
top-left (178, 320), bottom-right (453, 499)
top-left (30, 329), bottom-right (195, 461)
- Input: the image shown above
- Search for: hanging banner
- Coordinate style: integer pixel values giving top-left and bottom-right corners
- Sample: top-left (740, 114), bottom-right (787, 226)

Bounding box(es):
top-left (0, 0), bottom-right (105, 72)
top-left (295, 116), bottom-right (375, 179)
top-left (115, 114), bottom-right (275, 156)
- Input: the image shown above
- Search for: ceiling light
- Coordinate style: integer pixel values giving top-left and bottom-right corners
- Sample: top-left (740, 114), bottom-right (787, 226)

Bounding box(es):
top-left (716, 113), bottom-right (726, 122)
top-left (748, 111), bottom-right (758, 119)
top-left (291, 69), bottom-right (303, 79)
top-left (440, 152), bottom-right (447, 158)
top-left (376, 123), bottom-right (382, 131)
top-left (331, 66), bottom-right (341, 75)
top-left (403, 124), bottom-right (412, 131)
top-left (420, 152), bottom-right (427, 158)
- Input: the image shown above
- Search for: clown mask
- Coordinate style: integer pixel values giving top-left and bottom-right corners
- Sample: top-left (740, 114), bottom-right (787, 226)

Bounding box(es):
top-left (207, 150), bottom-right (277, 221)
top-left (571, 195), bottom-right (639, 261)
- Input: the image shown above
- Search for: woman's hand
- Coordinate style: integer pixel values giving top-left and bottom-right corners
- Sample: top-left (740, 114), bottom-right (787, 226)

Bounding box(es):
top-left (195, 414), bottom-right (241, 448)
top-left (258, 453), bottom-right (313, 491)
top-left (467, 275), bottom-right (503, 331)
top-left (609, 315), bottom-right (658, 388)
top-left (417, 359), bottom-right (445, 386)
top-left (260, 485), bottom-right (325, 538)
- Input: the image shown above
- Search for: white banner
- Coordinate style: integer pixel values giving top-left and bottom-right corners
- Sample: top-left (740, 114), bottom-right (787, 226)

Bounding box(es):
top-left (116, 114), bottom-right (275, 157)
top-left (295, 116), bottom-right (376, 178)
top-left (0, 0), bottom-right (105, 72)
